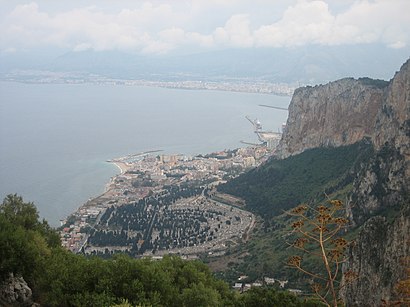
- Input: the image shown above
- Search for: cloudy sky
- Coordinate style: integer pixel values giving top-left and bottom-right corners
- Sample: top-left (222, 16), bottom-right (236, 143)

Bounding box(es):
top-left (1, 0), bottom-right (409, 55)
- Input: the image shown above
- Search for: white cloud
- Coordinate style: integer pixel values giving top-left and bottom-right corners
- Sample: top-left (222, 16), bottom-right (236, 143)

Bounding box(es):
top-left (213, 15), bottom-right (254, 48)
top-left (0, 0), bottom-right (409, 54)
top-left (254, 0), bottom-right (410, 48)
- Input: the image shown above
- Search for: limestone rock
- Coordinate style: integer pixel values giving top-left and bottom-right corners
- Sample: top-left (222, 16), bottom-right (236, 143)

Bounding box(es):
top-left (0, 273), bottom-right (34, 307)
top-left (341, 205), bottom-right (410, 306)
top-left (275, 58), bottom-right (410, 305)
top-left (277, 58), bottom-right (410, 223)
top-left (277, 77), bottom-right (385, 158)
top-left (277, 58), bottom-right (410, 161)
top-left (348, 60), bottom-right (409, 224)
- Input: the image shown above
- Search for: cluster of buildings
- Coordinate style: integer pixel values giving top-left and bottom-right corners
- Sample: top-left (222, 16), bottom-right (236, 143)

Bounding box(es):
top-left (60, 194), bottom-right (112, 252)
top-left (3, 70), bottom-right (296, 96)
top-left (106, 146), bottom-right (269, 203)
top-left (60, 146), bottom-right (267, 254)
top-left (124, 80), bottom-right (295, 96)
top-left (233, 276), bottom-right (300, 294)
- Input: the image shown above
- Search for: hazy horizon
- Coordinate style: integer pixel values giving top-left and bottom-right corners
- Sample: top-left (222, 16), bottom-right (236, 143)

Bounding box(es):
top-left (1, 1), bottom-right (409, 84)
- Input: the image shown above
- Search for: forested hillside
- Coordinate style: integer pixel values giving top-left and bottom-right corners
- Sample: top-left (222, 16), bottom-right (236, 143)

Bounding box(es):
top-left (219, 140), bottom-right (373, 218)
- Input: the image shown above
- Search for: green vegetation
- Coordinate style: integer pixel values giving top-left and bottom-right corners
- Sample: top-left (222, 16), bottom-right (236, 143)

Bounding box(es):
top-left (357, 77), bottom-right (389, 89)
top-left (0, 194), bottom-right (317, 306)
top-left (0, 194), bottom-right (60, 284)
top-left (236, 287), bottom-right (320, 307)
top-left (211, 141), bottom-right (374, 287)
top-left (210, 214), bottom-right (321, 289)
top-left (219, 141), bottom-right (373, 218)
top-left (0, 143), bottom-right (381, 305)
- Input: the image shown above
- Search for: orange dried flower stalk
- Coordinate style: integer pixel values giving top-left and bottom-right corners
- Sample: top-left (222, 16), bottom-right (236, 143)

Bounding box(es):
top-left (287, 255), bottom-right (302, 267)
top-left (293, 237), bottom-right (309, 248)
top-left (285, 199), bottom-right (356, 307)
top-left (292, 220), bottom-right (304, 229)
top-left (332, 237), bottom-right (348, 248)
top-left (329, 200), bottom-right (343, 208)
top-left (317, 213), bottom-right (332, 224)
top-left (291, 204), bottom-right (308, 214)
top-left (317, 205), bottom-right (330, 214)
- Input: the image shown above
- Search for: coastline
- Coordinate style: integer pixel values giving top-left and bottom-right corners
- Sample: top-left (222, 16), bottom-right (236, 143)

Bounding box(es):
top-left (112, 161), bottom-right (130, 174)
top-left (59, 146), bottom-right (267, 254)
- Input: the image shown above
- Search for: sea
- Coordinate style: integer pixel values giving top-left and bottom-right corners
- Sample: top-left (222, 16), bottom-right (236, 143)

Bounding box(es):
top-left (0, 81), bottom-right (289, 226)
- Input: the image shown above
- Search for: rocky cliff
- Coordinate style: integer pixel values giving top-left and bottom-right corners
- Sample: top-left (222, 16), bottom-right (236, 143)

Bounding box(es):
top-left (347, 60), bottom-right (409, 224)
top-left (277, 59), bottom-right (409, 221)
top-left (0, 273), bottom-right (35, 307)
top-left (277, 59), bottom-right (409, 160)
top-left (341, 204), bottom-right (409, 306)
top-left (276, 78), bottom-right (386, 158)
top-left (341, 60), bottom-right (410, 306)
top-left (276, 59), bottom-right (410, 305)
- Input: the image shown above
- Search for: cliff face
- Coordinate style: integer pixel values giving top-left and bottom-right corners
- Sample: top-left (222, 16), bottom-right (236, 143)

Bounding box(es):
top-left (348, 60), bottom-right (410, 224)
top-left (340, 59), bottom-right (410, 307)
top-left (277, 78), bottom-right (386, 158)
top-left (341, 206), bottom-right (410, 306)
top-left (278, 59), bottom-right (409, 222)
top-left (373, 59), bottom-right (410, 154)
top-left (277, 59), bottom-right (410, 160)
top-left (347, 145), bottom-right (407, 225)
top-left (275, 59), bottom-right (410, 305)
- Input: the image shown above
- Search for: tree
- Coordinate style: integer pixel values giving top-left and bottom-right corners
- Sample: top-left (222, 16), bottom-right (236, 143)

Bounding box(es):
top-left (286, 200), bottom-right (357, 307)
top-left (181, 282), bottom-right (222, 307)
top-left (0, 194), bottom-right (39, 230)
top-left (0, 193), bottom-right (63, 302)
top-left (0, 194), bottom-right (60, 247)
top-left (237, 287), bottom-right (315, 307)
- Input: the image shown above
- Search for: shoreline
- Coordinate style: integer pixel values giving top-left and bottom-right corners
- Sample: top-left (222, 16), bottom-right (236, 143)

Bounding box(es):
top-left (0, 79), bottom-right (295, 97)
top-left (111, 161), bottom-right (129, 174)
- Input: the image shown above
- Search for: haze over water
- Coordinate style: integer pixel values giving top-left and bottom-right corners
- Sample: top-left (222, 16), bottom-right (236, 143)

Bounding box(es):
top-left (0, 82), bottom-right (289, 226)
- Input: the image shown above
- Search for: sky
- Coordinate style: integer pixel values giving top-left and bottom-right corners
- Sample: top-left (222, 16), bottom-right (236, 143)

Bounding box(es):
top-left (0, 0), bottom-right (409, 55)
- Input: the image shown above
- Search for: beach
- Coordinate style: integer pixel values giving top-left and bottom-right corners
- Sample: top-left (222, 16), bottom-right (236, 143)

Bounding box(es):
top-left (112, 161), bottom-right (130, 174)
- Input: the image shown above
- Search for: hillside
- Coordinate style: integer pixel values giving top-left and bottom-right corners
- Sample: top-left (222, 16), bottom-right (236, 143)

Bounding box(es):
top-left (217, 59), bottom-right (410, 305)
top-left (219, 140), bottom-right (373, 218)
top-left (2, 44), bottom-right (409, 85)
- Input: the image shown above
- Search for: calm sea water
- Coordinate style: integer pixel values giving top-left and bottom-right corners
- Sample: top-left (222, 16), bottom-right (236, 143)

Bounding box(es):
top-left (0, 82), bottom-right (289, 226)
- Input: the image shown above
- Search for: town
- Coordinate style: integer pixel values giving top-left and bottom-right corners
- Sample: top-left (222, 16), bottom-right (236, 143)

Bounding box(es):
top-left (60, 146), bottom-right (269, 258)
top-left (2, 70), bottom-right (296, 96)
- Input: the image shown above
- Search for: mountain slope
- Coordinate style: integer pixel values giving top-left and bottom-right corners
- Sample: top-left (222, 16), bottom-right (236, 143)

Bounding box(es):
top-left (219, 140), bottom-right (373, 218)
top-left (217, 58), bottom-right (410, 304)
top-left (2, 44), bottom-right (409, 84)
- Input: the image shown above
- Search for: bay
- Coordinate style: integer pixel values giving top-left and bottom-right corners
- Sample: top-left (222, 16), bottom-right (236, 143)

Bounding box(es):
top-left (0, 82), bottom-right (289, 226)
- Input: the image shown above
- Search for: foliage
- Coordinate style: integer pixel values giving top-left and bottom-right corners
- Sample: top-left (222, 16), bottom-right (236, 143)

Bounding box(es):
top-left (237, 287), bottom-right (320, 307)
top-left (0, 194), bottom-right (313, 306)
top-left (285, 200), bottom-right (357, 307)
top-left (0, 194), bottom-right (59, 284)
top-left (211, 213), bottom-right (328, 291)
top-left (357, 77), bottom-right (389, 89)
top-left (219, 141), bottom-right (373, 218)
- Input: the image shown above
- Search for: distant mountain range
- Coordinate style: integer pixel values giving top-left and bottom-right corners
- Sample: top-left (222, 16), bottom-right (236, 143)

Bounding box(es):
top-left (1, 44), bottom-right (409, 85)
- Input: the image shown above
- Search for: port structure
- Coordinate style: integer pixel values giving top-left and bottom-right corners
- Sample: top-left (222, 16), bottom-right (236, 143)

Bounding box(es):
top-left (244, 116), bottom-right (282, 150)
top-left (258, 104), bottom-right (288, 111)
